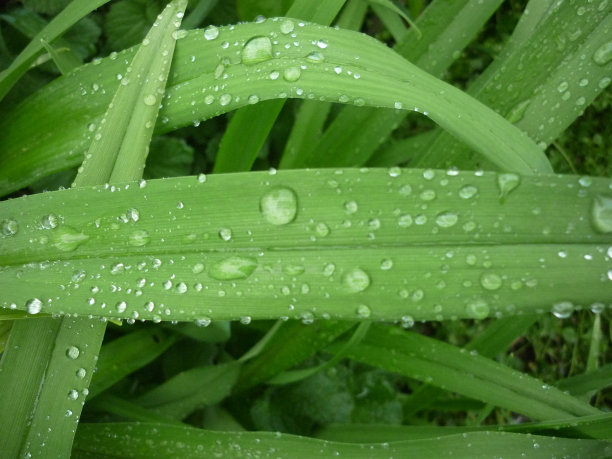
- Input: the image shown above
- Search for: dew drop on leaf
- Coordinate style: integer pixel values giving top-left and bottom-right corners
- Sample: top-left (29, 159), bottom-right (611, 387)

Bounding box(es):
top-left (219, 228), bottom-right (233, 241)
top-left (458, 185), bottom-right (478, 199)
top-left (344, 200), bottom-right (358, 214)
top-left (204, 25), bottom-right (219, 40)
top-left (53, 226), bottom-right (89, 252)
top-left (342, 268), bottom-right (371, 293)
top-left (552, 301), bottom-right (574, 319)
top-left (1, 218), bottom-right (18, 236)
top-left (466, 299), bottom-right (490, 319)
top-left (41, 213), bottom-right (59, 229)
top-left (480, 273), bottom-right (503, 291)
top-left (241, 36), bottom-right (273, 65)
top-left (260, 186), bottom-right (298, 225)
top-left (283, 67), bottom-right (301, 82)
top-left (435, 212), bottom-right (459, 228)
top-left (400, 315), bottom-right (415, 328)
top-left (66, 346), bottom-right (80, 360)
top-left (591, 195), bottom-right (612, 233)
top-left (143, 94), bottom-right (156, 106)
top-left (497, 173), bottom-right (521, 201)
top-left (356, 304), bottom-right (371, 318)
top-left (280, 19), bottom-right (294, 34)
top-left (116, 301), bottom-right (127, 313)
top-left (209, 256), bottom-right (258, 280)
top-left (592, 40), bottom-right (612, 65)
top-left (129, 230), bottom-right (150, 247)
top-left (26, 298), bottom-right (42, 315)
top-left (195, 317), bottom-right (212, 327)
top-left (306, 51), bottom-right (324, 63)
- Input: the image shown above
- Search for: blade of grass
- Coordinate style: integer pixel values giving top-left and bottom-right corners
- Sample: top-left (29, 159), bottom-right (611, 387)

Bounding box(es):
top-left (1, 168), bottom-right (610, 323)
top-left (555, 364), bottom-right (612, 396)
top-left (0, 0), bottom-right (111, 101)
top-left (0, 13), bottom-right (552, 197)
top-left (87, 394), bottom-right (187, 426)
top-left (0, 2), bottom-right (187, 456)
top-left (72, 422), bottom-right (612, 458)
top-left (328, 324), bottom-right (599, 420)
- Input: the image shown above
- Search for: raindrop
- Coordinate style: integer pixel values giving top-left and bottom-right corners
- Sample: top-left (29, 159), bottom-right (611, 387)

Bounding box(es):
top-left (592, 40), bottom-right (612, 65)
top-left (591, 195), bottom-right (612, 233)
top-left (280, 19), bottom-right (294, 34)
top-left (41, 214), bottom-right (59, 229)
top-left (242, 36), bottom-right (273, 65)
top-left (552, 301), bottom-right (574, 319)
top-left (399, 184), bottom-right (412, 196)
top-left (459, 185), bottom-right (478, 199)
top-left (197, 173), bottom-right (207, 183)
top-left (1, 218), bottom-right (18, 236)
top-left (316, 39), bottom-right (328, 49)
top-left (26, 298), bottom-right (42, 314)
top-left (192, 263), bottom-right (205, 274)
top-left (344, 201), bottom-right (358, 214)
top-left (116, 301), bottom-right (127, 313)
top-left (590, 302), bottom-right (605, 314)
top-left (315, 222), bottom-right (330, 237)
top-left (283, 264), bottom-right (305, 276)
top-left (72, 270), bottom-right (86, 283)
top-left (260, 186), bottom-right (298, 225)
top-left (53, 226), bottom-right (89, 252)
top-left (240, 316), bottom-right (252, 325)
top-left (497, 173), bottom-right (521, 201)
top-left (306, 51), bottom-right (324, 63)
top-left (110, 263), bottom-right (125, 275)
top-left (400, 315), bottom-right (415, 328)
top-left (66, 346), bottom-right (80, 360)
top-left (283, 67), bottom-right (301, 82)
top-left (67, 390), bottom-right (79, 400)
top-left (419, 189), bottom-right (436, 201)
top-left (248, 94), bottom-right (260, 104)
top-left (209, 256), bottom-right (258, 280)
top-left (398, 214), bottom-right (413, 228)
top-left (219, 94), bottom-right (232, 106)
top-left (380, 259), bottom-right (393, 270)
top-left (204, 25), bottom-right (219, 40)
top-left (480, 273), bottom-right (502, 291)
top-left (76, 368), bottom-right (86, 379)
top-left (466, 299), bottom-right (490, 319)
top-left (129, 230), bottom-right (150, 247)
top-left (342, 267), bottom-right (371, 293)
top-left (143, 94), bottom-right (156, 106)
top-left (356, 304), bottom-right (371, 318)
top-left (323, 263), bottom-right (336, 277)
top-left (435, 212), bottom-right (459, 228)
top-left (176, 282), bottom-right (188, 293)
top-left (195, 317), bottom-right (212, 327)
top-left (388, 167), bottom-right (401, 177)
top-left (219, 228), bottom-right (232, 241)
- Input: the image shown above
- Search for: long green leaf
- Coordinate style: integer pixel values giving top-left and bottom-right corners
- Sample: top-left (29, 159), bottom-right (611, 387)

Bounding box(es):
top-left (71, 422), bottom-right (612, 458)
top-left (1, 168), bottom-right (610, 323)
top-left (0, 16), bottom-right (552, 196)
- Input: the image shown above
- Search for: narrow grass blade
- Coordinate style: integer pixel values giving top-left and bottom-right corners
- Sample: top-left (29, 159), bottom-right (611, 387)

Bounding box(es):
top-left (88, 327), bottom-right (177, 400)
top-left (0, 13), bottom-right (552, 197)
top-left (330, 324), bottom-right (599, 420)
top-left (72, 422), bottom-right (612, 458)
top-left (1, 168), bottom-right (610, 323)
top-left (88, 394), bottom-right (186, 426)
top-left (0, 0), bottom-right (111, 101)
top-left (556, 364), bottom-right (612, 396)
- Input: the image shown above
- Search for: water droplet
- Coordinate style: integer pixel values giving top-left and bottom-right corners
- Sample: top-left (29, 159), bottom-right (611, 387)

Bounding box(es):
top-left (240, 316), bottom-right (252, 325)
top-left (419, 189), bottom-right (436, 201)
top-left (192, 263), bottom-right (205, 274)
top-left (356, 304), bottom-right (371, 318)
top-left (116, 301), bottom-right (127, 313)
top-left (435, 212), bottom-right (458, 228)
top-left (68, 389), bottom-right (79, 400)
top-left (129, 230), bottom-right (150, 247)
top-left (195, 317), bottom-right (212, 327)
top-left (219, 94), bottom-right (232, 106)
top-left (590, 302), bottom-right (605, 314)
top-left (176, 282), bottom-right (188, 293)
top-left (248, 94), bottom-right (260, 104)
top-left (283, 67), bottom-right (301, 82)
top-left (323, 263), bottom-right (336, 277)
top-left (283, 264), bottom-right (305, 276)
top-left (423, 169), bottom-right (435, 180)
top-left (26, 298), bottom-right (42, 314)
top-left (53, 226), bottom-right (89, 252)
top-left (209, 256), bottom-right (257, 280)
top-left (204, 25), bottom-right (219, 40)
top-left (507, 99), bottom-right (531, 123)
top-left (242, 36), bottom-right (273, 65)
top-left (400, 315), bottom-right (415, 328)
top-left (143, 94), bottom-right (156, 106)
top-left (315, 222), bottom-right (330, 237)
top-left (497, 173), bottom-right (521, 201)
top-left (593, 40), bottom-right (612, 65)
top-left (552, 301), bottom-right (574, 319)
top-left (66, 346), bottom-right (80, 359)
top-left (480, 273), bottom-right (502, 291)
top-left (41, 214), bottom-right (59, 229)
top-left (76, 368), bottom-right (86, 379)
top-left (269, 70), bottom-right (280, 80)
top-left (342, 268), bottom-right (371, 293)
top-left (459, 185), bottom-right (478, 199)
top-left (219, 228), bottom-right (232, 241)
top-left (316, 39), bottom-right (328, 49)
top-left (260, 186), bottom-right (298, 225)
top-left (591, 195), bottom-right (612, 233)
top-left (72, 270), bottom-right (86, 283)
top-left (380, 259), bottom-right (393, 270)
top-left (388, 167), bottom-right (401, 177)
top-left (398, 214), bottom-right (413, 228)
top-left (280, 19), bottom-right (294, 34)
top-left (344, 201), bottom-right (358, 214)
top-left (466, 299), bottom-right (490, 319)
top-left (306, 51), bottom-right (324, 63)
top-left (1, 218), bottom-right (18, 236)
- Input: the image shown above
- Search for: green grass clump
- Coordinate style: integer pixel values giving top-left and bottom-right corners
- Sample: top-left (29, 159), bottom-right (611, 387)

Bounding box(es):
top-left (0, 0), bottom-right (611, 457)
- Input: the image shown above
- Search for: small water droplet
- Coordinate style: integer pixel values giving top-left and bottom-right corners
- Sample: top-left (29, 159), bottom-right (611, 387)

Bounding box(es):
top-left (280, 19), bottom-right (294, 34)
top-left (398, 214), bottom-right (413, 228)
top-left (1, 218), bottom-right (18, 236)
top-left (204, 25), bottom-right (219, 40)
top-left (552, 301), bottom-right (574, 319)
top-left (342, 268), bottom-right (371, 293)
top-left (400, 315), bottom-right (415, 328)
top-left (459, 185), bottom-right (478, 199)
top-left (316, 39), bottom-right (327, 49)
top-left (435, 212), bottom-right (458, 228)
top-left (242, 36), bottom-right (273, 65)
top-left (356, 304), bottom-right (371, 318)
top-left (260, 186), bottom-right (298, 225)
top-left (284, 264), bottom-right (305, 276)
top-left (466, 299), bottom-right (490, 319)
top-left (419, 189), bottom-right (436, 201)
top-left (248, 94), bottom-right (260, 104)
top-left (209, 256), bottom-right (257, 280)
top-left (41, 214), bottom-right (59, 229)
top-left (497, 173), bottom-right (521, 201)
top-left (219, 228), bottom-right (232, 241)
top-left (192, 263), bottom-right (205, 274)
top-left (26, 298), bottom-right (42, 314)
top-left (591, 195), bottom-right (612, 233)
top-left (590, 302), bottom-right (605, 314)
top-left (380, 259), bottom-right (393, 270)
top-left (176, 282), bottom-right (188, 293)
top-left (283, 67), bottom-right (301, 82)
top-left (323, 263), bottom-right (336, 277)
top-left (315, 222), bottom-right (330, 237)
top-left (480, 273), bottom-right (503, 291)
top-left (116, 301), bottom-right (127, 313)
top-left (306, 51), bottom-right (324, 63)
top-left (143, 94), bottom-right (156, 106)
top-left (219, 94), bottom-right (232, 106)
top-left (129, 230), bottom-right (150, 247)
top-left (344, 200), bottom-right (358, 214)
top-left (593, 40), bottom-right (612, 65)
top-left (195, 317), bottom-right (212, 327)
top-left (66, 346), bottom-right (80, 359)
top-left (240, 316), bottom-right (252, 325)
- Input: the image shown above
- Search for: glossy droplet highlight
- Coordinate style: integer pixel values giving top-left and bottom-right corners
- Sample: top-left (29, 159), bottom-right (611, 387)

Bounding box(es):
top-left (26, 298), bottom-right (43, 315)
top-left (66, 346), bottom-right (80, 360)
top-left (552, 301), bottom-right (574, 319)
top-left (242, 36), bottom-right (273, 65)
top-left (209, 256), bottom-right (257, 280)
top-left (260, 186), bottom-right (298, 225)
top-left (343, 268), bottom-right (371, 293)
top-left (204, 25), bottom-right (219, 40)
top-left (1, 218), bottom-right (18, 236)
top-left (591, 195), bottom-right (612, 233)
top-left (41, 213), bottom-right (59, 229)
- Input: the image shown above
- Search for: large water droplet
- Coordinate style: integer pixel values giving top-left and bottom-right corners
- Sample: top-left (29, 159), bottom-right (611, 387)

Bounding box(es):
top-left (552, 301), bottom-right (574, 319)
top-left (219, 228), bottom-right (232, 241)
top-left (26, 298), bottom-right (42, 314)
top-left (342, 268), bottom-right (371, 293)
top-left (507, 99), bottom-right (531, 123)
top-left (459, 185), bottom-right (478, 199)
top-left (280, 19), bottom-right (294, 34)
top-left (242, 36), bottom-right (273, 65)
top-left (260, 186), bottom-right (298, 225)
top-left (466, 299), bottom-right (490, 319)
top-left (435, 212), bottom-right (458, 228)
top-left (591, 195), bottom-right (612, 233)
top-left (53, 226), bottom-right (89, 252)
top-left (497, 173), bottom-right (521, 201)
top-left (204, 25), bottom-right (219, 40)
top-left (41, 214), bottom-right (59, 229)
top-left (209, 256), bottom-right (257, 280)
top-left (356, 304), bottom-right (371, 318)
top-left (593, 40), bottom-right (612, 65)
top-left (306, 51), bottom-right (324, 63)
top-left (116, 301), bottom-right (127, 313)
top-left (1, 218), bottom-right (18, 236)
top-left (283, 67), bottom-right (301, 82)
top-left (480, 273), bottom-right (502, 291)
top-left (143, 94), bottom-right (156, 106)
top-left (344, 201), bottom-right (358, 214)
top-left (129, 230), bottom-right (150, 247)
top-left (66, 346), bottom-right (80, 359)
